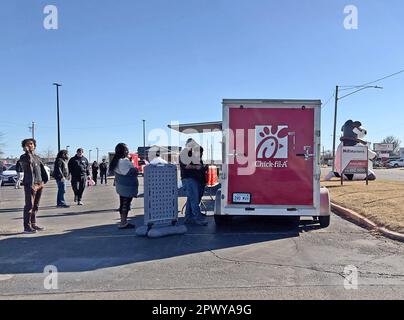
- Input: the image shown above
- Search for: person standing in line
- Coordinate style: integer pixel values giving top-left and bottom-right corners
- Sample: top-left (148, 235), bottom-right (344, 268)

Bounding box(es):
top-left (68, 148), bottom-right (90, 206)
top-left (109, 143), bottom-right (139, 229)
top-left (149, 150), bottom-right (168, 165)
top-left (179, 138), bottom-right (208, 226)
top-left (54, 150), bottom-right (70, 208)
top-left (15, 160), bottom-right (23, 189)
top-left (99, 159), bottom-right (108, 184)
top-left (19, 138), bottom-right (48, 233)
top-left (92, 161), bottom-right (99, 185)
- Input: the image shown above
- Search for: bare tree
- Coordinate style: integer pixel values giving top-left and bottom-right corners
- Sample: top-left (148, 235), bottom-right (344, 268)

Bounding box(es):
top-left (382, 136), bottom-right (401, 156)
top-left (39, 147), bottom-right (56, 162)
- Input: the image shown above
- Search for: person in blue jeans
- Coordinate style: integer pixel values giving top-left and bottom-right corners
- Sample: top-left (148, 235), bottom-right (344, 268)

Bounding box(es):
top-left (180, 139), bottom-right (208, 226)
top-left (54, 150), bottom-right (70, 208)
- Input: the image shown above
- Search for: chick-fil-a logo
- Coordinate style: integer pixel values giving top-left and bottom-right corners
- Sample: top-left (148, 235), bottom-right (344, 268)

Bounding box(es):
top-left (256, 125), bottom-right (289, 159)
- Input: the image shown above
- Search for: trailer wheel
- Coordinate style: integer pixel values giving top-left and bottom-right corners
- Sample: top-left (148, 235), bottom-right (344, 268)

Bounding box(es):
top-left (319, 216), bottom-right (330, 228)
top-left (214, 214), bottom-right (231, 226)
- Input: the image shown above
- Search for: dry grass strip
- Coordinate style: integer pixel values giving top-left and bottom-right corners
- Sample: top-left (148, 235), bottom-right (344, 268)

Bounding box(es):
top-left (321, 180), bottom-right (404, 234)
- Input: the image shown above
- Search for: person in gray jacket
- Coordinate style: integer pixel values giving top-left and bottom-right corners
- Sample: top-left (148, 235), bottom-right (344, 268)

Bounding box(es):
top-left (19, 138), bottom-right (48, 233)
top-left (109, 143), bottom-right (139, 229)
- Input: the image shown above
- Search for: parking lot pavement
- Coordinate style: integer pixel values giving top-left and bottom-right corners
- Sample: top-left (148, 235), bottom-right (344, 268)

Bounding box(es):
top-left (1, 179), bottom-right (404, 300)
top-left (322, 167), bottom-right (404, 182)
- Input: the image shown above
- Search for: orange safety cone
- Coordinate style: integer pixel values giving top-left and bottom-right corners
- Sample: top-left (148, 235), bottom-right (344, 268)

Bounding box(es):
top-left (212, 166), bottom-right (218, 185)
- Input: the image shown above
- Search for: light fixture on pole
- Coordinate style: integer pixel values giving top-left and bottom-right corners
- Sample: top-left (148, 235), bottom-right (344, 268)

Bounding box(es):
top-left (89, 149), bottom-right (92, 163)
top-left (331, 85), bottom-right (383, 171)
top-left (66, 145), bottom-right (70, 153)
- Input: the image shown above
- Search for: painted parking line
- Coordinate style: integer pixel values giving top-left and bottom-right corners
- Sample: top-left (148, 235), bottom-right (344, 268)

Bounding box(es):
top-left (0, 275), bottom-right (14, 281)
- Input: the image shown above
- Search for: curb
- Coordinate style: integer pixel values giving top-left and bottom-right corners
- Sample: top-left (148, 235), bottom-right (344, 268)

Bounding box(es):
top-left (331, 202), bottom-right (404, 243)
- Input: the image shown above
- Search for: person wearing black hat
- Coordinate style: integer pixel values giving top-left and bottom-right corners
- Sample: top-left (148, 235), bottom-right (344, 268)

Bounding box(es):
top-left (179, 138), bottom-right (208, 226)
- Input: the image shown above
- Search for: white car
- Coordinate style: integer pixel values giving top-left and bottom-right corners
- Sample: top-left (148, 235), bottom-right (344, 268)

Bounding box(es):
top-left (388, 159), bottom-right (404, 168)
top-left (0, 164), bottom-right (50, 186)
top-left (0, 165), bottom-right (20, 186)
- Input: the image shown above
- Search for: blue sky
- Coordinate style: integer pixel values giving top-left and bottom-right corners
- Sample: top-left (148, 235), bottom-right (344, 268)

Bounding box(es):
top-left (1, 0), bottom-right (404, 160)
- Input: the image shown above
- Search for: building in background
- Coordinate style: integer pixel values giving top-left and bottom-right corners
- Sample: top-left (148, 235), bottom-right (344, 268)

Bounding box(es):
top-left (137, 146), bottom-right (182, 164)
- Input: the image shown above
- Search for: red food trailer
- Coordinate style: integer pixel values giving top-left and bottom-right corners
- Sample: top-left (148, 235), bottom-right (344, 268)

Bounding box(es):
top-left (169, 99), bottom-right (331, 228)
top-left (128, 153), bottom-right (148, 176)
top-left (109, 152), bottom-right (146, 176)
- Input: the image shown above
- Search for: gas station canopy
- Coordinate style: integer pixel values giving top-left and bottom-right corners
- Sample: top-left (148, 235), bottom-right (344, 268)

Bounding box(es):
top-left (168, 121), bottom-right (222, 133)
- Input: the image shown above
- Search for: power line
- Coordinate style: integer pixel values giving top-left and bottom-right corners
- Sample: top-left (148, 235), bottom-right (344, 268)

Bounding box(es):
top-left (321, 93), bottom-right (335, 109)
top-left (0, 121), bottom-right (137, 130)
top-left (339, 68), bottom-right (404, 91)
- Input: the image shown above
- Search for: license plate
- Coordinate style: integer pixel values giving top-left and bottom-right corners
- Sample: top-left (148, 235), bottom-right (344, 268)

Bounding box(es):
top-left (232, 193), bottom-right (251, 204)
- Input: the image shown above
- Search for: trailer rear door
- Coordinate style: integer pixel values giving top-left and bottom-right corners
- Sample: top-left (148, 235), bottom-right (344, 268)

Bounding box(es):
top-left (224, 101), bottom-right (319, 207)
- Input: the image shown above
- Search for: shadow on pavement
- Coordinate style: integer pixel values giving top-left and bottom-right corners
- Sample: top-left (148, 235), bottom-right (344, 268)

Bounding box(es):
top-left (0, 215), bottom-right (304, 274)
top-left (11, 208), bottom-right (122, 220)
top-left (0, 206), bottom-right (58, 213)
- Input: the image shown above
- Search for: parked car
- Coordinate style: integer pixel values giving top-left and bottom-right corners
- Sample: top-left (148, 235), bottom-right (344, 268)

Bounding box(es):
top-left (2, 163), bottom-right (14, 171)
top-left (0, 165), bottom-right (19, 186)
top-left (0, 165), bottom-right (50, 186)
top-left (46, 162), bottom-right (55, 177)
top-left (373, 160), bottom-right (385, 168)
top-left (387, 158), bottom-right (404, 168)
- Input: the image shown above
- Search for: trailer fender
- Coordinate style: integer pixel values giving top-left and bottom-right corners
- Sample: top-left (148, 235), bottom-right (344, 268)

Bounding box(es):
top-left (214, 189), bottom-right (222, 216)
top-left (320, 187), bottom-right (331, 216)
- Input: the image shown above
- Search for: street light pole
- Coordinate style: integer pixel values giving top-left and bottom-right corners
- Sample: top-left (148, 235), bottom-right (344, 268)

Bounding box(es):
top-left (66, 145), bottom-right (70, 153)
top-left (53, 83), bottom-right (62, 153)
top-left (331, 85), bottom-right (383, 172)
top-left (89, 149), bottom-right (92, 163)
top-left (96, 147), bottom-right (99, 163)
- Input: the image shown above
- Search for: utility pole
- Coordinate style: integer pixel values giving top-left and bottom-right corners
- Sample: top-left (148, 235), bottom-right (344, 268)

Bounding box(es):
top-left (142, 120), bottom-right (146, 159)
top-left (53, 83), bottom-right (62, 153)
top-left (29, 121), bottom-right (35, 139)
top-left (206, 141), bottom-right (209, 163)
top-left (332, 86), bottom-right (339, 172)
top-left (211, 140), bottom-right (214, 165)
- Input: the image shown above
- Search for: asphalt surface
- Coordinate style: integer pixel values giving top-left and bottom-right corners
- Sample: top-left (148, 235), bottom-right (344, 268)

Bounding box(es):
top-left (0, 178), bottom-right (403, 300)
top-left (321, 167), bottom-right (404, 181)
